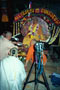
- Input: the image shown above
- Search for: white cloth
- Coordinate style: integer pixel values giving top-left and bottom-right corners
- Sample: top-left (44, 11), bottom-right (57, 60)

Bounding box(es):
top-left (0, 56), bottom-right (26, 90)
top-left (0, 37), bottom-right (17, 60)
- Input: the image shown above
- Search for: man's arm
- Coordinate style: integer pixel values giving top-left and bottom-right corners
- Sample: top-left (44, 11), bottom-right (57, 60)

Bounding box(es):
top-left (25, 60), bottom-right (29, 69)
top-left (8, 40), bottom-right (18, 49)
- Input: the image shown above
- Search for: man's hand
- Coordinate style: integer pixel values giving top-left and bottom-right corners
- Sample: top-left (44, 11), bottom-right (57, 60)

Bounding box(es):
top-left (24, 64), bottom-right (27, 70)
top-left (24, 60), bottom-right (28, 70)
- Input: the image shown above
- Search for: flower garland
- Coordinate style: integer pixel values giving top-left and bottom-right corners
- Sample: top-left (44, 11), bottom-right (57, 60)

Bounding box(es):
top-left (49, 28), bottom-right (60, 44)
top-left (28, 24), bottom-right (39, 36)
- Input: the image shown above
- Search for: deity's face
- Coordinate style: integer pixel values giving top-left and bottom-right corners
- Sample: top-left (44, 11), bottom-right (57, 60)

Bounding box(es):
top-left (33, 18), bottom-right (38, 24)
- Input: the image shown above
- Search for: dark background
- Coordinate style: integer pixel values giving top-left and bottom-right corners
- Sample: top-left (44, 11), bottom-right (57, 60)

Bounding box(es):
top-left (0, 0), bottom-right (60, 34)
top-left (11, 0), bottom-right (60, 18)
top-left (0, 0), bottom-right (60, 20)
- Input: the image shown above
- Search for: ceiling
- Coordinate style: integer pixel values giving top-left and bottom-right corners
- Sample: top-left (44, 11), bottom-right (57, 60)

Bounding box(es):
top-left (0, 0), bottom-right (60, 20)
top-left (11, 0), bottom-right (60, 18)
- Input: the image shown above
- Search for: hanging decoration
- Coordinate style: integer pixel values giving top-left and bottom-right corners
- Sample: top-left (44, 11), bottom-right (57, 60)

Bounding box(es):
top-left (14, 8), bottom-right (60, 25)
top-left (49, 27), bottom-right (60, 44)
top-left (1, 13), bottom-right (9, 22)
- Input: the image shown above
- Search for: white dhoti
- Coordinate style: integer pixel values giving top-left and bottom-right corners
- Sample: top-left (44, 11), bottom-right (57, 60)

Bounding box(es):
top-left (0, 56), bottom-right (26, 90)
